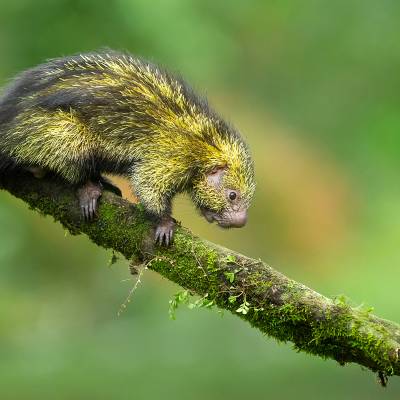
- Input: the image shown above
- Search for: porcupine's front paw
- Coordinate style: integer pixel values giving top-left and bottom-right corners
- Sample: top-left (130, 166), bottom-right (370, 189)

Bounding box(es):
top-left (155, 216), bottom-right (176, 246)
top-left (77, 180), bottom-right (103, 220)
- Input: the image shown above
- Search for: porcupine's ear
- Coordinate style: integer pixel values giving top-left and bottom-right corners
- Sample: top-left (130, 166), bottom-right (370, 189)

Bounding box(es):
top-left (208, 164), bottom-right (226, 174)
top-left (206, 164), bottom-right (226, 188)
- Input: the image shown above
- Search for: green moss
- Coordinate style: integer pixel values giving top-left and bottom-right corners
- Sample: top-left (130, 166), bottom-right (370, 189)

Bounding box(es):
top-left (206, 251), bottom-right (219, 272)
top-left (246, 272), bottom-right (273, 293)
top-left (24, 191), bottom-right (81, 235)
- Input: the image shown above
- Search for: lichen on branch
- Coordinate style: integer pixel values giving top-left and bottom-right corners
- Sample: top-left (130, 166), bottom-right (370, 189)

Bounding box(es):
top-left (1, 171), bottom-right (399, 385)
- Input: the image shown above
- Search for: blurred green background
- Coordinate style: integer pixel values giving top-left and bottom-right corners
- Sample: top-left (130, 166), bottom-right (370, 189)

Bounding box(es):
top-left (0, 0), bottom-right (399, 398)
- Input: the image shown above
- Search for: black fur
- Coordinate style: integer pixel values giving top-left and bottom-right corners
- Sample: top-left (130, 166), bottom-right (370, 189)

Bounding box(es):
top-left (0, 152), bottom-right (17, 173)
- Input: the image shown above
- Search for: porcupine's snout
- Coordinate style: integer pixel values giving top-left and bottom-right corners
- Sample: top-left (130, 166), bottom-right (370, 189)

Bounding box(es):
top-left (201, 207), bottom-right (248, 228)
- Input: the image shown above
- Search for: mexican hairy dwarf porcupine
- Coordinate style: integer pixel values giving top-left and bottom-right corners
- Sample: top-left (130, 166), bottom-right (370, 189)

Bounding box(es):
top-left (0, 50), bottom-right (256, 245)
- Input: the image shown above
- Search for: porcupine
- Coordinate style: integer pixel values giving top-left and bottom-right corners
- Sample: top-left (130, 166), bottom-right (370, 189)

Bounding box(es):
top-left (0, 50), bottom-right (255, 245)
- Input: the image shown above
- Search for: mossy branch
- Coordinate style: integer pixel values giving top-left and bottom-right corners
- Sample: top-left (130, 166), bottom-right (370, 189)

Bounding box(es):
top-left (1, 172), bottom-right (399, 384)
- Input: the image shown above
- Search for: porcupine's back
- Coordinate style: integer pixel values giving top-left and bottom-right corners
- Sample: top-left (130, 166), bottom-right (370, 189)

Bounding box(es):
top-left (0, 50), bottom-right (241, 177)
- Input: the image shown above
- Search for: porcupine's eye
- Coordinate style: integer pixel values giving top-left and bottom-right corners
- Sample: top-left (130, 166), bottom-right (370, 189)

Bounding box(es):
top-left (228, 191), bottom-right (237, 201)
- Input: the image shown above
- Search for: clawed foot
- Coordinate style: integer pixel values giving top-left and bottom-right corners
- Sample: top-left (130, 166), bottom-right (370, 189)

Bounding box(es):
top-left (155, 217), bottom-right (176, 246)
top-left (77, 180), bottom-right (103, 220)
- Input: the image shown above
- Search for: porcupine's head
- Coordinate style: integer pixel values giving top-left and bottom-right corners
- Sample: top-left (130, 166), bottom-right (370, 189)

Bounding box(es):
top-left (191, 130), bottom-right (256, 229)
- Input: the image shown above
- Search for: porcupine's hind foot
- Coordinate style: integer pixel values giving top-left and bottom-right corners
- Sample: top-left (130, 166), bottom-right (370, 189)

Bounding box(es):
top-left (77, 180), bottom-right (103, 220)
top-left (155, 216), bottom-right (176, 246)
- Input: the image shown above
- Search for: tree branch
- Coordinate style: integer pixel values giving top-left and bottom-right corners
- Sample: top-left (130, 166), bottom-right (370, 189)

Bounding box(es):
top-left (1, 171), bottom-right (399, 384)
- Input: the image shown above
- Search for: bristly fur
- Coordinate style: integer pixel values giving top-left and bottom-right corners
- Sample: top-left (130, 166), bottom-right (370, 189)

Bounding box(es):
top-left (0, 50), bottom-right (255, 217)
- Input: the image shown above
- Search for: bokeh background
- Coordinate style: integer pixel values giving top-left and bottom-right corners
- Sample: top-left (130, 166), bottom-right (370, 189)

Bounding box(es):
top-left (0, 1), bottom-right (399, 399)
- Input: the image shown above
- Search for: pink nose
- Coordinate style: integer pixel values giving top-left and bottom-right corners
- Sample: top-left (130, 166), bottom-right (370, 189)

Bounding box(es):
top-left (230, 209), bottom-right (247, 227)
